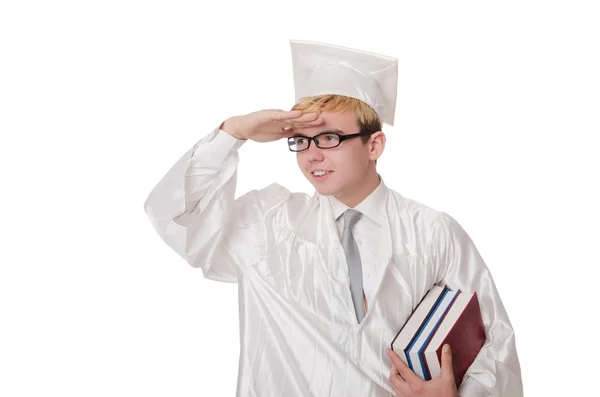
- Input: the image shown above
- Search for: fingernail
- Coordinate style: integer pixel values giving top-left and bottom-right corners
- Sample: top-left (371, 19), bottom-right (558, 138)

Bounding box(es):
top-left (443, 344), bottom-right (451, 353)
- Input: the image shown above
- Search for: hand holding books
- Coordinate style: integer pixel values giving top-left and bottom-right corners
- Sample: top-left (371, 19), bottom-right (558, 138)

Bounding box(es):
top-left (386, 345), bottom-right (458, 397)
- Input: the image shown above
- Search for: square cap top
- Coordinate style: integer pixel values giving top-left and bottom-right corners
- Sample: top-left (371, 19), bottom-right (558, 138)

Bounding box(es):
top-left (290, 39), bottom-right (398, 126)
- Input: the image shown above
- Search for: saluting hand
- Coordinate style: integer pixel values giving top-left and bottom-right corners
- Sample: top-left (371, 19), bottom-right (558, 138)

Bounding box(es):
top-left (386, 345), bottom-right (458, 397)
top-left (220, 109), bottom-right (324, 142)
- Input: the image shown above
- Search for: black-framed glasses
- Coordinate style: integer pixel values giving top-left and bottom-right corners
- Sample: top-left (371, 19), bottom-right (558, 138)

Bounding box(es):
top-left (287, 130), bottom-right (376, 152)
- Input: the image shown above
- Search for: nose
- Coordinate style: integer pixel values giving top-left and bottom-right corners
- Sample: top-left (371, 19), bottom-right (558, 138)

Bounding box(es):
top-left (306, 140), bottom-right (325, 162)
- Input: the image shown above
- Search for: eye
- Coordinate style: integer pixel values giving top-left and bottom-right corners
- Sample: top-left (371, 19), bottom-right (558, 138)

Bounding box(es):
top-left (325, 135), bottom-right (336, 141)
top-left (295, 137), bottom-right (307, 145)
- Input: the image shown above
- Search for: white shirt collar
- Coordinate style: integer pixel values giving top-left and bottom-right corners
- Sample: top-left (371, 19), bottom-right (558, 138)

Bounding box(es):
top-left (327, 175), bottom-right (388, 226)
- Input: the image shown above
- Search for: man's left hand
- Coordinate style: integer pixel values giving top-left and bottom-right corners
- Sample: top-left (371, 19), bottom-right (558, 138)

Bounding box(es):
top-left (386, 344), bottom-right (458, 397)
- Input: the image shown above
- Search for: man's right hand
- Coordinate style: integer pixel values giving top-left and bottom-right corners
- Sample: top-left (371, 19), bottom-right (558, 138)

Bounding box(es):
top-left (220, 109), bottom-right (324, 142)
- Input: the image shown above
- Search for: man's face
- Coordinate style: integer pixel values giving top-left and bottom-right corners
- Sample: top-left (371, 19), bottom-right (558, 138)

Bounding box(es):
top-left (293, 111), bottom-right (375, 199)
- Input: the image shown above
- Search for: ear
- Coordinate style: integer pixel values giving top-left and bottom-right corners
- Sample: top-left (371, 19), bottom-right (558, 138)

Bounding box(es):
top-left (369, 131), bottom-right (386, 161)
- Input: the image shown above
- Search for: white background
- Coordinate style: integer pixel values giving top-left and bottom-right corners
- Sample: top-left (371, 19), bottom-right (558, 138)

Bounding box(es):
top-left (1, 0), bottom-right (598, 395)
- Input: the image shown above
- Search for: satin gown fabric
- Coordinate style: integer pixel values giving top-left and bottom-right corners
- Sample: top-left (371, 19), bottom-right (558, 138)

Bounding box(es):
top-left (144, 127), bottom-right (523, 397)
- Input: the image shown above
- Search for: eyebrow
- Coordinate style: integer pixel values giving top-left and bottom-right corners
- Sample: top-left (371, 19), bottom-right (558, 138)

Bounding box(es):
top-left (292, 129), bottom-right (345, 137)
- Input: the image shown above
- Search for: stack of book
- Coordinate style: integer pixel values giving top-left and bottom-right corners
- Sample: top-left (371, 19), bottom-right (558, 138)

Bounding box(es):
top-left (391, 285), bottom-right (486, 386)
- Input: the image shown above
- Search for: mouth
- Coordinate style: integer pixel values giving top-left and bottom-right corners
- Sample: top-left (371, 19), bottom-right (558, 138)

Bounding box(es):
top-left (310, 170), bottom-right (333, 181)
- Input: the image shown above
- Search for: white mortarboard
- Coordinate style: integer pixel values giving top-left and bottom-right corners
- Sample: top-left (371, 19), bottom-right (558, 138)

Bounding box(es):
top-left (290, 39), bottom-right (398, 126)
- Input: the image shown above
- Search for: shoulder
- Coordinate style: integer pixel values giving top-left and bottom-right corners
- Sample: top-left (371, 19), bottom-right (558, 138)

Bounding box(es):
top-left (248, 183), bottom-right (315, 221)
top-left (248, 184), bottom-right (322, 242)
top-left (386, 188), bottom-right (450, 226)
top-left (253, 183), bottom-right (312, 206)
top-left (237, 182), bottom-right (310, 211)
top-left (385, 188), bottom-right (466, 247)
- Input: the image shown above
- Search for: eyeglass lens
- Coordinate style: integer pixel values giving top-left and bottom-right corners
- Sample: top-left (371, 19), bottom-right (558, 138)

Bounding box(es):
top-left (288, 133), bottom-right (340, 151)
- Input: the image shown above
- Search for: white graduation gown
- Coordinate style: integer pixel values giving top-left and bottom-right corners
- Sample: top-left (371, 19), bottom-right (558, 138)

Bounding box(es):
top-left (144, 127), bottom-right (523, 397)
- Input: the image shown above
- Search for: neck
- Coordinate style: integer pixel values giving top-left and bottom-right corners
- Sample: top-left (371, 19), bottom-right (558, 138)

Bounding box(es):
top-left (335, 169), bottom-right (380, 208)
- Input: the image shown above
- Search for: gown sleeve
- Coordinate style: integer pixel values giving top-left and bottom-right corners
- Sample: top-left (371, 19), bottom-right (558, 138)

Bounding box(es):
top-left (143, 126), bottom-right (290, 283)
top-left (431, 212), bottom-right (524, 397)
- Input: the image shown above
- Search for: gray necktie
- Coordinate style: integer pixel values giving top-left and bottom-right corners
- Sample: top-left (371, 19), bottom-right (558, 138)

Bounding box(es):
top-left (341, 209), bottom-right (365, 323)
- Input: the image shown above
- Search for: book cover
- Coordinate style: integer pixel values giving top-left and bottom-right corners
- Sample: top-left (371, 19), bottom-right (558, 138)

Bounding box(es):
top-left (423, 292), bottom-right (486, 386)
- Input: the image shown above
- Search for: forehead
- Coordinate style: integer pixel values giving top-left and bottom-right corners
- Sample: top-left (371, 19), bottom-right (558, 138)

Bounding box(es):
top-left (295, 111), bottom-right (359, 136)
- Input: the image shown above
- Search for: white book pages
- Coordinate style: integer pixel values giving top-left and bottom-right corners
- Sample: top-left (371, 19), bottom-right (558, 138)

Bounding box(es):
top-left (407, 289), bottom-right (460, 379)
top-left (391, 285), bottom-right (446, 365)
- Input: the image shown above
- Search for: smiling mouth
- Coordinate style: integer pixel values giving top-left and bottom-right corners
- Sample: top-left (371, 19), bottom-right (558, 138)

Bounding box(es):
top-left (311, 170), bottom-right (333, 177)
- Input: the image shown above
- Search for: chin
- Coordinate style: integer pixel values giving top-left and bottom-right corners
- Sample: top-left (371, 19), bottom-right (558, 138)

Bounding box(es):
top-left (314, 186), bottom-right (336, 196)
top-left (310, 182), bottom-right (339, 196)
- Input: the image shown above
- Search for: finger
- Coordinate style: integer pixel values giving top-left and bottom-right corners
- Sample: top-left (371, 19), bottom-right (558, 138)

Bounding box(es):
top-left (394, 388), bottom-right (407, 397)
top-left (389, 363), bottom-right (409, 397)
top-left (270, 109), bottom-right (303, 121)
top-left (274, 111), bottom-right (320, 124)
top-left (390, 363), bottom-right (405, 383)
top-left (392, 383), bottom-right (406, 397)
top-left (395, 389), bottom-right (408, 397)
top-left (281, 128), bottom-right (295, 139)
top-left (291, 115), bottom-right (325, 129)
top-left (440, 344), bottom-right (454, 380)
top-left (278, 113), bottom-right (323, 135)
top-left (386, 348), bottom-right (421, 386)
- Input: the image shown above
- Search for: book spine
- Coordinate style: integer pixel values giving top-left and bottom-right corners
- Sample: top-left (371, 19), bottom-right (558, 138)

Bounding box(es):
top-left (405, 286), bottom-right (450, 373)
top-left (420, 290), bottom-right (461, 380)
top-left (424, 350), bottom-right (441, 379)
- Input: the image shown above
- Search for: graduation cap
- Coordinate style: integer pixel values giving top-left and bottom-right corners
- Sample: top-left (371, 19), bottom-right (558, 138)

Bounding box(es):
top-left (290, 39), bottom-right (399, 126)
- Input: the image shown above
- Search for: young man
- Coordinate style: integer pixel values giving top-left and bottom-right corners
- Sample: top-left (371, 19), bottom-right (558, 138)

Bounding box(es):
top-left (144, 40), bottom-right (523, 396)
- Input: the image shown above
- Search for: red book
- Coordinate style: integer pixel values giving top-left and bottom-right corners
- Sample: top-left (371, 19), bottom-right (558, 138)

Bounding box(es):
top-left (422, 291), bottom-right (486, 385)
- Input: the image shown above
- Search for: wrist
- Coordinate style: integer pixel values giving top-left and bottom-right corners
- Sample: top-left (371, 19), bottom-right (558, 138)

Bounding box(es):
top-left (220, 118), bottom-right (247, 141)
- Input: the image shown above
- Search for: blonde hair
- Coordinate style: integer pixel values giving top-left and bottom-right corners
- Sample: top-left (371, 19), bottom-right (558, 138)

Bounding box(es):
top-left (291, 94), bottom-right (382, 142)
